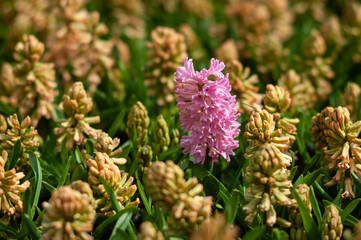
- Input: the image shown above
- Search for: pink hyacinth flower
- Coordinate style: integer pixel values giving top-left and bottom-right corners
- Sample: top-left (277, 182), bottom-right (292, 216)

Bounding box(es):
top-left (174, 58), bottom-right (240, 164)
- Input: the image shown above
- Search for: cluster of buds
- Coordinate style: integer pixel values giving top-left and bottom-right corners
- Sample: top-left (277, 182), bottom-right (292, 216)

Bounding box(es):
top-left (110, 0), bottom-right (145, 39)
top-left (0, 114), bottom-right (40, 170)
top-left (342, 82), bottom-right (361, 121)
top-left (153, 115), bottom-right (170, 157)
top-left (278, 70), bottom-right (316, 114)
top-left (226, 0), bottom-right (293, 73)
top-left (170, 129), bottom-right (180, 147)
top-left (225, 60), bottom-right (262, 114)
top-left (289, 184), bottom-right (312, 240)
top-left (153, 0), bottom-right (213, 18)
top-left (243, 143), bottom-right (296, 227)
top-left (189, 214), bottom-right (238, 240)
top-left (320, 16), bottom-right (345, 54)
top-left (179, 24), bottom-right (206, 60)
top-left (126, 102), bottom-right (149, 147)
top-left (88, 152), bottom-right (140, 217)
top-left (42, 181), bottom-right (96, 240)
top-left (145, 161), bottom-right (213, 235)
top-left (243, 108), bottom-right (296, 226)
top-left (292, 0), bottom-right (326, 22)
top-left (54, 82), bottom-right (101, 151)
top-left (95, 132), bottom-right (126, 165)
top-left (264, 84), bottom-right (300, 143)
top-left (1, 0), bottom-right (49, 50)
top-left (0, 150), bottom-right (30, 217)
top-left (215, 40), bottom-right (239, 64)
top-left (145, 27), bottom-right (187, 106)
top-left (343, 1), bottom-right (361, 63)
top-left (296, 30), bottom-right (334, 102)
top-left (137, 145), bottom-right (153, 173)
top-left (321, 205), bottom-right (343, 240)
top-left (137, 221), bottom-right (165, 240)
top-left (311, 106), bottom-right (361, 199)
top-left (0, 63), bottom-right (15, 104)
top-left (2, 35), bottom-right (57, 126)
top-left (44, 0), bottom-right (129, 93)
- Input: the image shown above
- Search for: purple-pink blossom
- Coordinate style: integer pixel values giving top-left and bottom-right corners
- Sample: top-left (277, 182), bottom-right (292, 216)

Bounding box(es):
top-left (174, 58), bottom-right (240, 164)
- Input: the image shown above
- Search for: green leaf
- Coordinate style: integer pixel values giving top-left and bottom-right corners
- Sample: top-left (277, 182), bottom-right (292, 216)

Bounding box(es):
top-left (309, 186), bottom-right (322, 227)
top-left (356, 91), bottom-right (361, 121)
top-left (351, 171), bottom-right (361, 196)
top-left (0, 221), bottom-right (17, 237)
top-left (93, 207), bottom-right (138, 239)
top-left (303, 168), bottom-right (322, 186)
top-left (340, 199), bottom-right (361, 220)
top-left (158, 146), bottom-right (182, 161)
top-left (58, 155), bottom-right (72, 187)
top-left (135, 171), bottom-right (152, 215)
top-left (313, 181), bottom-right (333, 201)
top-left (108, 109), bottom-right (125, 137)
top-left (203, 175), bottom-right (220, 198)
top-left (290, 166), bottom-right (298, 181)
top-left (86, 139), bottom-right (95, 156)
top-left (61, 136), bottom-right (68, 165)
top-left (29, 152), bottom-right (43, 219)
top-left (225, 189), bottom-right (241, 224)
top-left (242, 226), bottom-right (265, 240)
top-left (109, 211), bottom-right (137, 240)
top-left (294, 191), bottom-right (320, 239)
top-left (22, 213), bottom-right (41, 240)
top-left (5, 140), bottom-right (21, 171)
top-left (272, 228), bottom-right (289, 240)
top-left (74, 147), bottom-right (83, 165)
top-left (100, 177), bottom-right (121, 212)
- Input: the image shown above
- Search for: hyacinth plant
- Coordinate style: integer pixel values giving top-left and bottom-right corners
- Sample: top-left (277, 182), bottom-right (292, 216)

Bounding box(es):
top-left (174, 58), bottom-right (240, 164)
top-left (3, 1), bottom-right (361, 240)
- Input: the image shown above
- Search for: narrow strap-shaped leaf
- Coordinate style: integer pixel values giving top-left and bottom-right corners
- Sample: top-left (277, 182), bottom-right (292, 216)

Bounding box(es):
top-left (135, 171), bottom-right (152, 215)
top-left (225, 189), bottom-right (241, 224)
top-left (5, 140), bottom-right (21, 171)
top-left (340, 199), bottom-right (361, 220)
top-left (309, 186), bottom-right (322, 227)
top-left (242, 226), bottom-right (265, 240)
top-left (303, 168), bottom-right (322, 186)
top-left (294, 191), bottom-right (320, 239)
top-left (109, 211), bottom-right (137, 240)
top-left (29, 152), bottom-right (43, 219)
top-left (61, 136), bottom-right (68, 165)
top-left (100, 176), bottom-right (121, 212)
top-left (58, 155), bottom-right (72, 187)
top-left (93, 207), bottom-right (138, 239)
top-left (0, 221), bottom-right (18, 237)
top-left (22, 213), bottom-right (41, 240)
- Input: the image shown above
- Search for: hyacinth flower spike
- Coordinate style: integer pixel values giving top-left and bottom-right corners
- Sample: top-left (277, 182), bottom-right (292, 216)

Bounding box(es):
top-left (174, 58), bottom-right (240, 164)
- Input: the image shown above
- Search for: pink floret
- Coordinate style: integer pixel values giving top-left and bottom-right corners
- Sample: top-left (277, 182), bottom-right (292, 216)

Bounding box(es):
top-left (174, 58), bottom-right (240, 164)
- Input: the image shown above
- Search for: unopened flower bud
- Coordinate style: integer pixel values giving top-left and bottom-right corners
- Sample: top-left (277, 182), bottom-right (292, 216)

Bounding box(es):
top-left (154, 115), bottom-right (170, 156)
top-left (137, 221), bottom-right (165, 240)
top-left (126, 101), bottom-right (149, 147)
top-left (321, 205), bottom-right (343, 240)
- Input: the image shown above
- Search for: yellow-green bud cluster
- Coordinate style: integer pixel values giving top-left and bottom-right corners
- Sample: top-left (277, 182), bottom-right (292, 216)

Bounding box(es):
top-left (189, 214), bottom-right (238, 240)
top-left (0, 150), bottom-right (30, 217)
top-left (0, 114), bottom-right (40, 170)
top-left (137, 145), bottom-right (153, 173)
top-left (311, 106), bottom-right (361, 198)
top-left (54, 82), bottom-right (101, 150)
top-left (321, 205), bottom-right (343, 240)
top-left (289, 184), bottom-right (312, 240)
top-left (95, 132), bottom-right (126, 165)
top-left (42, 181), bottom-right (95, 240)
top-left (145, 27), bottom-right (187, 106)
top-left (137, 221), bottom-right (165, 240)
top-left (88, 152), bottom-right (140, 217)
top-left (279, 70), bottom-right (316, 115)
top-left (126, 101), bottom-right (150, 147)
top-left (342, 82), bottom-right (361, 121)
top-left (145, 161), bottom-right (213, 235)
top-left (297, 30), bottom-right (334, 102)
top-left (225, 60), bottom-right (263, 114)
top-left (154, 115), bottom-right (170, 156)
top-left (243, 107), bottom-right (297, 227)
top-left (264, 84), bottom-right (300, 143)
top-left (3, 35), bottom-right (57, 126)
